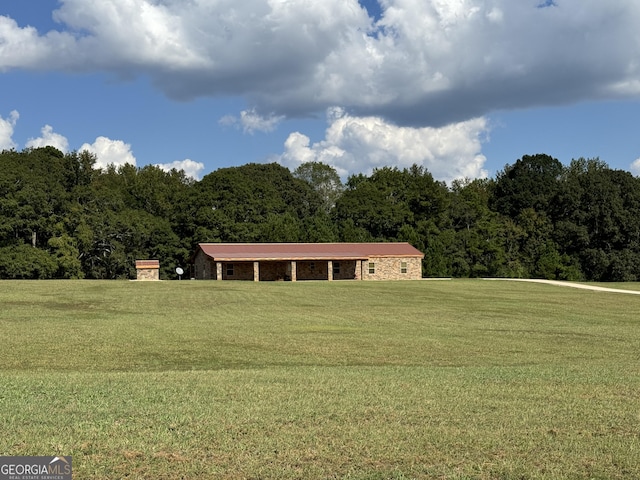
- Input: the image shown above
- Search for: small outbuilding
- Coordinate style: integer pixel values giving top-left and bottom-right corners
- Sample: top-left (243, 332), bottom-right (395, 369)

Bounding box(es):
top-left (192, 242), bottom-right (424, 281)
top-left (135, 259), bottom-right (160, 281)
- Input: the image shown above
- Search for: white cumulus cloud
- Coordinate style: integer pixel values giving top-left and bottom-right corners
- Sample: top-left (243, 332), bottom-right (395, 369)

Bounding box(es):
top-left (155, 159), bottom-right (205, 180)
top-left (79, 136), bottom-right (136, 169)
top-left (631, 158), bottom-right (640, 176)
top-left (3, 1), bottom-right (640, 126)
top-left (277, 108), bottom-right (489, 183)
top-left (219, 108), bottom-right (284, 134)
top-left (25, 124), bottom-right (69, 152)
top-left (239, 109), bottom-right (284, 134)
top-left (0, 110), bottom-right (19, 150)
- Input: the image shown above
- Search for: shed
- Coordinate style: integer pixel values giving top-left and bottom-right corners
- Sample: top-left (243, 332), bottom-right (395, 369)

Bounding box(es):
top-left (135, 260), bottom-right (160, 281)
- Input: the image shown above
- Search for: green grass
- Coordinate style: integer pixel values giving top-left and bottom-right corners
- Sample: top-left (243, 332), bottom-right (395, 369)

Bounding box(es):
top-left (1, 279), bottom-right (639, 479)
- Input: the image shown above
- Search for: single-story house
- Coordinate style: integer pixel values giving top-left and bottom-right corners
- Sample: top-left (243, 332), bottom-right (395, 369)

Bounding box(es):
top-left (192, 242), bottom-right (424, 281)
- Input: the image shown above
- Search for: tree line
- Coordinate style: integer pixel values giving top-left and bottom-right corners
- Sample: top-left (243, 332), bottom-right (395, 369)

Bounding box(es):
top-left (2, 147), bottom-right (640, 281)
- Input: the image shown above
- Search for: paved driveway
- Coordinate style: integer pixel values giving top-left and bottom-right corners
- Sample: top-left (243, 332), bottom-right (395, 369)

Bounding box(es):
top-left (484, 278), bottom-right (640, 295)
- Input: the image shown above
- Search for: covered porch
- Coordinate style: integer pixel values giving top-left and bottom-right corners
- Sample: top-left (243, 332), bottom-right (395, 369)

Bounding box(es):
top-left (210, 259), bottom-right (362, 281)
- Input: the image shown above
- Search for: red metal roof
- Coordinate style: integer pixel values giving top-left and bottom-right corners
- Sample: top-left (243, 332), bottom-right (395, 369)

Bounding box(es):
top-left (197, 243), bottom-right (423, 261)
top-left (135, 260), bottom-right (160, 269)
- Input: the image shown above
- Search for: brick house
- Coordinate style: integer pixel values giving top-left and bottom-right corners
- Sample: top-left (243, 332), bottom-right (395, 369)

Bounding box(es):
top-left (192, 243), bottom-right (424, 281)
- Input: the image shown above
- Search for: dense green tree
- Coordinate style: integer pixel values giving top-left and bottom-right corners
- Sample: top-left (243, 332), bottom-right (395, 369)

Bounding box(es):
top-left (190, 163), bottom-right (322, 243)
top-left (72, 162), bottom-right (192, 278)
top-left (334, 166), bottom-right (448, 243)
top-left (337, 218), bottom-right (375, 243)
top-left (257, 212), bottom-right (303, 242)
top-left (554, 158), bottom-right (640, 280)
top-left (301, 211), bottom-right (339, 243)
top-left (333, 173), bottom-right (412, 240)
top-left (516, 208), bottom-right (580, 280)
top-left (48, 233), bottom-right (84, 279)
top-left (332, 165), bottom-right (450, 277)
top-left (445, 178), bottom-right (513, 277)
top-left (0, 244), bottom-right (58, 279)
top-left (293, 162), bottom-right (344, 214)
top-left (493, 154), bottom-right (563, 217)
top-left (4, 146), bottom-right (640, 282)
top-left (0, 147), bottom-right (70, 249)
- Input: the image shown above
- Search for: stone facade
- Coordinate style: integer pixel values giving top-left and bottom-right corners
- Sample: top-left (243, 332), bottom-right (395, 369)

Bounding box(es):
top-left (135, 260), bottom-right (160, 281)
top-left (360, 256), bottom-right (422, 281)
top-left (296, 261), bottom-right (329, 280)
top-left (193, 251), bottom-right (422, 281)
top-left (192, 243), bottom-right (424, 281)
top-left (193, 250), bottom-right (213, 279)
top-left (257, 261), bottom-right (289, 281)
top-left (223, 262), bottom-right (255, 280)
top-left (192, 252), bottom-right (258, 280)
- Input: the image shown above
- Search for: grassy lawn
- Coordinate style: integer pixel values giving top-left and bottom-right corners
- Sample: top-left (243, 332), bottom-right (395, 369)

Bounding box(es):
top-left (0, 279), bottom-right (639, 479)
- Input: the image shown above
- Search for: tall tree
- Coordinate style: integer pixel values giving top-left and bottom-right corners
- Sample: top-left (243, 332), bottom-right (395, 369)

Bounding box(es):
top-left (493, 154), bottom-right (563, 218)
top-left (190, 163), bottom-right (322, 243)
top-left (554, 158), bottom-right (640, 280)
top-left (333, 167), bottom-right (413, 240)
top-left (0, 147), bottom-right (69, 249)
top-left (449, 178), bottom-right (509, 277)
top-left (293, 161), bottom-right (344, 214)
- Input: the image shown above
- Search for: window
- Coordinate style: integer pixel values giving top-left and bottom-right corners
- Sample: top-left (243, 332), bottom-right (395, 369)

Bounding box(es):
top-left (401, 261), bottom-right (407, 274)
top-left (333, 262), bottom-right (340, 275)
top-left (368, 262), bottom-right (375, 274)
top-left (226, 263), bottom-right (234, 276)
top-left (310, 262), bottom-right (315, 270)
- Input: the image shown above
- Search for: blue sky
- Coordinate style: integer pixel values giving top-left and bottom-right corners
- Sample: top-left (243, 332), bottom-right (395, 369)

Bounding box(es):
top-left (2, 0), bottom-right (640, 182)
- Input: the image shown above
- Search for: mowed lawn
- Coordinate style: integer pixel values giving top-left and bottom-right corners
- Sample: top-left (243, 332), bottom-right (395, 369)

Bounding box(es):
top-left (0, 279), bottom-right (639, 479)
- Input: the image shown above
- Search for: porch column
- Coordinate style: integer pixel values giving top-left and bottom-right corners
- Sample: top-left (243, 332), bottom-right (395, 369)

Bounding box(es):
top-left (355, 260), bottom-right (362, 280)
top-left (253, 261), bottom-right (260, 282)
top-left (328, 260), bottom-right (333, 281)
top-left (216, 262), bottom-right (223, 281)
top-left (291, 261), bottom-right (297, 282)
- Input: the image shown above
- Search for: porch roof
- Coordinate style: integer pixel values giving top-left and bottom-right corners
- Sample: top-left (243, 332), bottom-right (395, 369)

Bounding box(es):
top-left (197, 242), bottom-right (424, 262)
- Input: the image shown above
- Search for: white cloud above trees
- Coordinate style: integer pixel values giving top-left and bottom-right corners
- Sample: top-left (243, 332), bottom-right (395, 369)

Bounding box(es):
top-left (3, 1), bottom-right (640, 178)
top-left (79, 136), bottom-right (137, 169)
top-left (0, 111), bottom-right (204, 180)
top-left (155, 159), bottom-right (205, 180)
top-left (26, 125), bottom-right (69, 152)
top-left (277, 108), bottom-right (488, 183)
top-left (0, 111), bottom-right (19, 150)
top-left (1, 113), bottom-right (69, 155)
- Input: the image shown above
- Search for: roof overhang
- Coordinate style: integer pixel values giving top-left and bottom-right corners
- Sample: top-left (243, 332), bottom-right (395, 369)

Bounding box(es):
top-left (135, 260), bottom-right (160, 269)
top-left (195, 243), bottom-right (424, 262)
